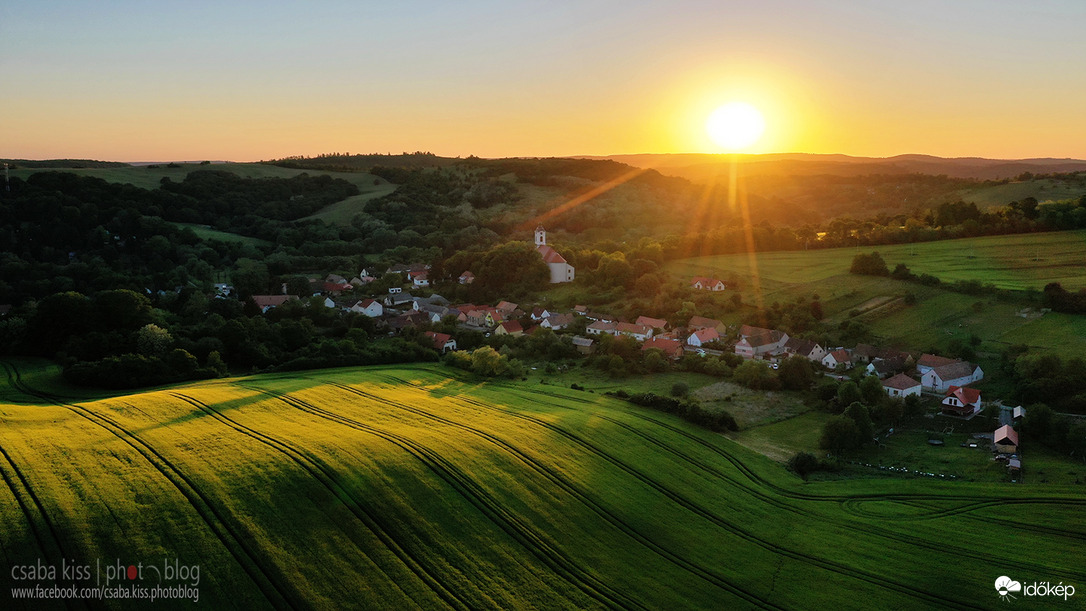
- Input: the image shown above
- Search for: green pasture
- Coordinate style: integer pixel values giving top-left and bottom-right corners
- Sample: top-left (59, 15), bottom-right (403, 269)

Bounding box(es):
top-left (956, 177), bottom-right (1086, 209)
top-left (1, 362), bottom-right (1081, 609)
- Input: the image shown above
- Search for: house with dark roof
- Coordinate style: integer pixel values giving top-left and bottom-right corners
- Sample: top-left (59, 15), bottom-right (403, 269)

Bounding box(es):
top-left (783, 338), bottom-right (827, 362)
top-left (541, 313), bottom-right (574, 330)
top-left (941, 385), bottom-right (982, 416)
top-left (883, 373), bottom-right (921, 398)
top-left (735, 329), bottom-right (789, 358)
top-left (916, 354), bottom-right (959, 375)
top-left (586, 320), bottom-right (617, 336)
top-left (251, 295), bottom-right (295, 313)
top-left (571, 336), bottom-right (595, 354)
top-left (866, 356), bottom-right (907, 379)
top-left (690, 316), bottom-right (727, 334)
top-left (922, 361), bottom-right (984, 392)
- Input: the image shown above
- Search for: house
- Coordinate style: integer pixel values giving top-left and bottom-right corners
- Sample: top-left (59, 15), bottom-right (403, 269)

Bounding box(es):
top-left (642, 337), bottom-right (684, 360)
top-left (541, 313), bottom-right (574, 330)
top-left (383, 293), bottom-right (418, 309)
top-left (251, 295), bottom-right (295, 313)
top-left (495, 321), bottom-right (524, 337)
top-left (735, 329), bottom-right (789, 359)
top-left (822, 349), bottom-right (852, 370)
top-left (495, 301), bottom-right (519, 315)
top-left (458, 271), bottom-right (475, 284)
top-left (941, 386), bottom-right (982, 417)
top-left (464, 308), bottom-right (491, 328)
top-left (586, 320), bottom-right (617, 336)
top-left (738, 324), bottom-right (772, 339)
top-left (866, 356), bottom-right (907, 379)
top-left (690, 276), bottom-right (726, 291)
top-left (322, 297), bottom-right (336, 309)
top-left (323, 281), bottom-right (353, 295)
top-left (916, 354), bottom-right (959, 375)
top-left (688, 327), bottom-right (720, 347)
top-left (213, 284), bottom-right (233, 297)
top-left (994, 425), bottom-right (1019, 454)
top-left (851, 344), bottom-right (906, 365)
top-left (530, 307), bottom-right (552, 321)
top-left (423, 331), bottom-right (457, 353)
top-left (883, 373), bottom-right (922, 398)
top-left (1013, 406), bottom-right (1026, 421)
top-left (534, 226), bottom-right (575, 283)
top-left (616, 322), bottom-right (653, 342)
top-left (635, 315), bottom-right (669, 331)
top-left (412, 272), bottom-right (430, 288)
top-left (573, 305), bottom-right (588, 315)
top-left (388, 287), bottom-right (402, 294)
top-left (571, 336), bottom-right (595, 355)
top-left (388, 310), bottom-right (426, 330)
top-left (922, 361), bottom-right (984, 392)
top-left (350, 299), bottom-right (384, 317)
top-left (783, 338), bottom-right (827, 362)
top-left (689, 316), bottom-right (727, 334)
top-left (325, 274), bottom-right (348, 284)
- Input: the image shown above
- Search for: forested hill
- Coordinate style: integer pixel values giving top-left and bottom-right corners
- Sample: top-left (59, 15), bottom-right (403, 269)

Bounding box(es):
top-left (1, 158), bottom-right (130, 169)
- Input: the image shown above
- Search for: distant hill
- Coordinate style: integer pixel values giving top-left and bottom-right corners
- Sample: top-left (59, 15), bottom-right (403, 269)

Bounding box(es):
top-left (579, 153), bottom-right (1086, 181)
top-left (1, 158), bottom-right (130, 169)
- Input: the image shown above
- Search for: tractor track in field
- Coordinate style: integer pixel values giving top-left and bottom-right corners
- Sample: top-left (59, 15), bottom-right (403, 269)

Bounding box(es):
top-left (167, 391), bottom-right (472, 611)
top-left (236, 382), bottom-right (650, 611)
top-left (317, 380), bottom-right (784, 611)
top-left (345, 376), bottom-right (987, 611)
top-left (497, 381), bottom-right (1086, 538)
top-left (0, 361), bottom-right (299, 611)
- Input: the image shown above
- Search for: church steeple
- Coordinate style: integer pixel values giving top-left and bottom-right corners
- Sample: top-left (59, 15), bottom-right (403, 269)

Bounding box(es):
top-left (534, 225), bottom-right (546, 246)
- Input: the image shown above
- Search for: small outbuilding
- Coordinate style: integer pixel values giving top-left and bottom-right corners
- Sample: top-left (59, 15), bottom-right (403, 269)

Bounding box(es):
top-left (994, 425), bottom-right (1019, 454)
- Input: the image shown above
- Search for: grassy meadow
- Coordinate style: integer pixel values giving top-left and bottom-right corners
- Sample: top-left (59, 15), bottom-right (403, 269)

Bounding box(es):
top-left (1, 362), bottom-right (1083, 609)
top-left (666, 230), bottom-right (1086, 359)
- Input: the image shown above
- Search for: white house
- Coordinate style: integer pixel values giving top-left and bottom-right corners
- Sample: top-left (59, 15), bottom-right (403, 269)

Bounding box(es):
top-left (424, 331), bottom-right (457, 353)
top-left (535, 226), bottom-right (575, 283)
top-left (541, 313), bottom-right (574, 330)
top-left (690, 276), bottom-right (726, 291)
top-left (735, 329), bottom-right (789, 359)
top-left (941, 385), bottom-right (982, 416)
top-left (916, 353), bottom-right (959, 376)
top-left (616, 322), bottom-right (653, 342)
top-left (688, 327), bottom-right (720, 347)
top-left (350, 299), bottom-right (384, 317)
top-left (822, 349), bottom-right (852, 370)
top-left (922, 361), bottom-right (984, 392)
top-left (882, 373), bottom-right (921, 398)
top-left (412, 272), bottom-right (430, 288)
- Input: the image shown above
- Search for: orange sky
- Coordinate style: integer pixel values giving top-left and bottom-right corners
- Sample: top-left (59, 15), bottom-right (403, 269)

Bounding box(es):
top-left (3, 2), bottom-right (1085, 161)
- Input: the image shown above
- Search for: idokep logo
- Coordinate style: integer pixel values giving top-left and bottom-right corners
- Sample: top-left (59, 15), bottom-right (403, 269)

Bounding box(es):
top-left (995, 575), bottom-right (1075, 602)
top-left (995, 576), bottom-right (1022, 601)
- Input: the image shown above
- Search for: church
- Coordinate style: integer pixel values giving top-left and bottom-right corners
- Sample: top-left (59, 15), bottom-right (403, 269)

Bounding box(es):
top-left (534, 225), bottom-right (575, 283)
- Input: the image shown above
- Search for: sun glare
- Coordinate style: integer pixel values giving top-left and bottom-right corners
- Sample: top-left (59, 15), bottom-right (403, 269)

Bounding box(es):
top-left (706, 102), bottom-right (765, 151)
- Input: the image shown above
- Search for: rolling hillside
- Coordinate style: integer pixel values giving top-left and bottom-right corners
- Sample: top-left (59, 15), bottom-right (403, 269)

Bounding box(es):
top-left (1, 362), bottom-right (1082, 609)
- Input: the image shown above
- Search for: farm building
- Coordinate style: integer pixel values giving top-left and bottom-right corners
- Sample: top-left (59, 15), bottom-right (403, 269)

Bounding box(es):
top-left (735, 329), bottom-right (789, 359)
top-left (882, 373), bottom-right (921, 398)
top-left (922, 361), bottom-right (984, 392)
top-left (571, 336), bottom-right (595, 354)
top-left (941, 386), bottom-right (982, 416)
top-left (994, 425), bottom-right (1019, 454)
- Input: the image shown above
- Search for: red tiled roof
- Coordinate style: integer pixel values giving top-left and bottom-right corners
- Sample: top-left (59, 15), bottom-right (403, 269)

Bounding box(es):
top-left (883, 373), bottom-right (920, 390)
top-left (500, 321), bottom-right (523, 333)
top-left (692, 328), bottom-right (720, 343)
top-left (642, 337), bottom-right (683, 356)
top-left (252, 295), bottom-right (293, 308)
top-left (537, 244), bottom-right (567, 264)
top-left (945, 385), bottom-right (981, 406)
top-left (424, 331), bottom-right (452, 349)
top-left (918, 354), bottom-right (958, 369)
top-left (636, 315), bottom-right (668, 329)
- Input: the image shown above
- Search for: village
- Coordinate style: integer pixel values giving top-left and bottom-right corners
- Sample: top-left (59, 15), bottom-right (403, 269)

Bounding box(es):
top-left (228, 234), bottom-right (1025, 482)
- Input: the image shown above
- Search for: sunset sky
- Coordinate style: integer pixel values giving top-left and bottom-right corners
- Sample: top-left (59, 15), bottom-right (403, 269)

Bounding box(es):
top-left (3, 1), bottom-right (1085, 161)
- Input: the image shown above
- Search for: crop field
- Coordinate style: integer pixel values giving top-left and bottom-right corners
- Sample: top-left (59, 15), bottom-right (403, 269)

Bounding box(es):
top-left (1, 362), bottom-right (1083, 609)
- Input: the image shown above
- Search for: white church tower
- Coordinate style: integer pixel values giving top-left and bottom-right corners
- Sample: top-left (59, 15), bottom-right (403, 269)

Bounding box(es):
top-left (534, 225), bottom-right (575, 283)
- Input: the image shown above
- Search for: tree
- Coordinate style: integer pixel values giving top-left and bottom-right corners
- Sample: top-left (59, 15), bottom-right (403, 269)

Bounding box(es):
top-left (844, 402), bottom-right (874, 445)
top-left (859, 375), bottom-right (884, 406)
top-left (849, 252), bottom-right (889, 276)
top-left (136, 323), bottom-right (173, 357)
top-left (733, 360), bottom-right (780, 390)
top-left (778, 356), bottom-right (814, 390)
top-left (836, 381), bottom-right (862, 408)
top-left (820, 415), bottom-right (862, 452)
top-left (1022, 403), bottom-right (1054, 439)
top-left (671, 382), bottom-right (689, 397)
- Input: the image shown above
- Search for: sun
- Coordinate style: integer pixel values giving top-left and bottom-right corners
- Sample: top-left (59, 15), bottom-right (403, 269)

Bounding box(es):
top-left (706, 102), bottom-right (765, 151)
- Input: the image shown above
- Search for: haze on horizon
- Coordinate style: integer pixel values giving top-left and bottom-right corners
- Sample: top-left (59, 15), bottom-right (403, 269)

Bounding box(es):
top-left (2, 1), bottom-right (1085, 162)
